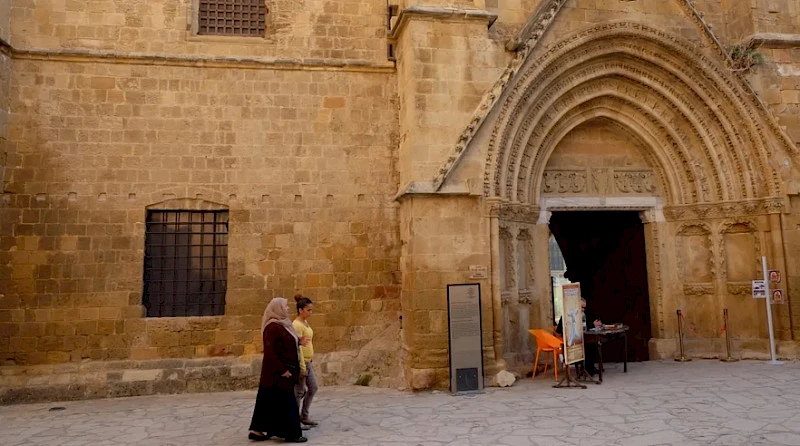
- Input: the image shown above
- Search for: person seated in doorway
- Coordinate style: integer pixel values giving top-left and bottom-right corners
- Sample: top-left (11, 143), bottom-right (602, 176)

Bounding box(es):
top-left (556, 297), bottom-right (602, 376)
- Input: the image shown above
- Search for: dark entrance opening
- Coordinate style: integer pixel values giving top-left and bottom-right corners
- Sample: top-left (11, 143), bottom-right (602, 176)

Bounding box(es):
top-left (549, 211), bottom-right (651, 362)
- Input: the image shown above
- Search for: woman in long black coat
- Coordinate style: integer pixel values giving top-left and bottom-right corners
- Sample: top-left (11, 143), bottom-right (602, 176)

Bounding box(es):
top-left (248, 297), bottom-right (307, 443)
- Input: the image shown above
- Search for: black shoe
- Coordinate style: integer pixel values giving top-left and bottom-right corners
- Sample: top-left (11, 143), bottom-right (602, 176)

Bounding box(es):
top-left (285, 437), bottom-right (308, 443)
top-left (248, 432), bottom-right (271, 441)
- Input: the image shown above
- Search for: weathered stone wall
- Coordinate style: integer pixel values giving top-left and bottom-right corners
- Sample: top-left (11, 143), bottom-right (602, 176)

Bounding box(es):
top-left (10, 0), bottom-right (388, 63)
top-left (0, 0), bottom-right (9, 193)
top-left (395, 14), bottom-right (507, 187)
top-left (1, 0), bottom-right (404, 403)
top-left (399, 195), bottom-right (493, 390)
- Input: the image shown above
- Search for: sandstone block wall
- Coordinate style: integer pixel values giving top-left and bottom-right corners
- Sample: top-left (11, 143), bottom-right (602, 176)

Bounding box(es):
top-left (399, 195), bottom-right (493, 389)
top-left (1, 59), bottom-right (401, 367)
top-left (1, 0), bottom-right (9, 198)
top-left (1, 0), bottom-right (404, 400)
top-left (10, 0), bottom-right (388, 63)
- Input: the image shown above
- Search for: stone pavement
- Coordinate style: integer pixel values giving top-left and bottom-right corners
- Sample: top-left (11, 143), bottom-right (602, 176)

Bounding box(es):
top-left (2, 360), bottom-right (800, 446)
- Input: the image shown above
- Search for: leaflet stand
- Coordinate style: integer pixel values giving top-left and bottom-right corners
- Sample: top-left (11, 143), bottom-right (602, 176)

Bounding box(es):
top-left (573, 363), bottom-right (600, 385)
top-left (553, 362), bottom-right (586, 389)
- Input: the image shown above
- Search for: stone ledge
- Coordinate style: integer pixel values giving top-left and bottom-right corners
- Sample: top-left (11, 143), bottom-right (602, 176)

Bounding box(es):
top-left (0, 355), bottom-right (262, 405)
top-left (388, 6), bottom-right (498, 41)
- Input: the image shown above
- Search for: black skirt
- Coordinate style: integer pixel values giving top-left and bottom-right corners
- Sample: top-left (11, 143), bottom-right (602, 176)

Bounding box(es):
top-left (249, 385), bottom-right (303, 439)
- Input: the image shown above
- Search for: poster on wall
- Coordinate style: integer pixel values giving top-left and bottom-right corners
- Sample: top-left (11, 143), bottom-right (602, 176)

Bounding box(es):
top-left (447, 283), bottom-right (484, 393)
top-left (561, 283), bottom-right (585, 365)
top-left (772, 289), bottom-right (785, 305)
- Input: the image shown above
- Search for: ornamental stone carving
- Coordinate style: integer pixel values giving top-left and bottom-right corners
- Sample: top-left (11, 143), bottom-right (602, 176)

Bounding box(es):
top-left (614, 171), bottom-right (657, 193)
top-left (542, 170), bottom-right (587, 193)
top-left (683, 283), bottom-right (715, 296)
top-left (541, 168), bottom-right (658, 195)
top-left (663, 198), bottom-right (785, 221)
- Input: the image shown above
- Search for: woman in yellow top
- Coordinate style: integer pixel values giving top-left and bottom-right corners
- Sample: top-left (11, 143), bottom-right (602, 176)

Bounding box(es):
top-left (292, 294), bottom-right (318, 427)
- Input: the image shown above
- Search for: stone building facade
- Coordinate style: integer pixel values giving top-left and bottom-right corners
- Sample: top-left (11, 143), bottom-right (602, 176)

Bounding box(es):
top-left (3, 0), bottom-right (800, 402)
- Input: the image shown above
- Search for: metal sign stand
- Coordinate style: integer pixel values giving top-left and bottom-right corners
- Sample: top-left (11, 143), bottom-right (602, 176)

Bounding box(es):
top-left (553, 362), bottom-right (586, 389)
top-left (761, 256), bottom-right (783, 365)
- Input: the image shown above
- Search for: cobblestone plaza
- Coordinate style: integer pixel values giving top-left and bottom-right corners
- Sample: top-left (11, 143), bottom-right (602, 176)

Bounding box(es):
top-left (2, 360), bottom-right (800, 446)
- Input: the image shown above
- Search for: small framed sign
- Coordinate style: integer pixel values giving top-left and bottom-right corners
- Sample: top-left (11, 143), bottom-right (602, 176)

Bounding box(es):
top-left (772, 289), bottom-right (785, 305)
top-left (469, 265), bottom-right (488, 280)
top-left (769, 270), bottom-right (781, 284)
top-left (752, 280), bottom-right (767, 299)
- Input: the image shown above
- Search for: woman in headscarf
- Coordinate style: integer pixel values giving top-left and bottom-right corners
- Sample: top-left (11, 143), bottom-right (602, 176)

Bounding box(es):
top-left (248, 297), bottom-right (307, 443)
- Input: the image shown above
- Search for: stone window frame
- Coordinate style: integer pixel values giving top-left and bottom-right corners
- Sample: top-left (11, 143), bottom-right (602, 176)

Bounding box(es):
top-left (188, 0), bottom-right (269, 41)
top-left (143, 199), bottom-right (230, 318)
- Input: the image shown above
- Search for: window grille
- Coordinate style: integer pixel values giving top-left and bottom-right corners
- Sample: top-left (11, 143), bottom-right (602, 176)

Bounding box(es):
top-left (143, 210), bottom-right (228, 317)
top-left (198, 0), bottom-right (266, 37)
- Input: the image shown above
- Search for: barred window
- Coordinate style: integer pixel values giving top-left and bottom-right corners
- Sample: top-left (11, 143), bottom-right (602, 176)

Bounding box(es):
top-left (143, 210), bottom-right (228, 317)
top-left (198, 0), bottom-right (266, 37)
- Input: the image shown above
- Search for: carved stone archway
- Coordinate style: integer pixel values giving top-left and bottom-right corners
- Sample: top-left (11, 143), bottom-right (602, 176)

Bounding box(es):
top-left (454, 22), bottom-right (798, 367)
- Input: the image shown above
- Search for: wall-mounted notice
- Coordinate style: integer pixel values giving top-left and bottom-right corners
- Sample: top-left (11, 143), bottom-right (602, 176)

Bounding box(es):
top-left (469, 265), bottom-right (488, 280)
top-left (447, 283), bottom-right (484, 393)
top-left (752, 280), bottom-right (767, 299)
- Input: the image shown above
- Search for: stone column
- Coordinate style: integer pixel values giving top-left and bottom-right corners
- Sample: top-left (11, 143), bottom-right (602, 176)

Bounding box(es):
top-left (488, 199), bottom-right (506, 373)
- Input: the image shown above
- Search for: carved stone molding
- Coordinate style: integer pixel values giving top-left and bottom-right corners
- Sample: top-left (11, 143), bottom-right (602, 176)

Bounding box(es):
top-left (542, 170), bottom-right (587, 194)
top-left (453, 19), bottom-right (794, 207)
top-left (676, 223), bottom-right (711, 236)
top-left (664, 198), bottom-right (785, 221)
top-left (518, 290), bottom-right (533, 305)
top-left (501, 292), bottom-right (512, 307)
top-left (498, 202), bottom-right (540, 223)
top-left (683, 283), bottom-right (715, 296)
top-left (615, 170), bottom-right (657, 194)
top-left (727, 282), bottom-right (753, 296)
top-left (543, 168), bottom-right (658, 195)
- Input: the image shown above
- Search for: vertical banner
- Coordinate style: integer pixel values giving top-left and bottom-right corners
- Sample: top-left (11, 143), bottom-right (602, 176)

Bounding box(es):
top-left (561, 283), bottom-right (585, 365)
top-left (447, 283), bottom-right (484, 393)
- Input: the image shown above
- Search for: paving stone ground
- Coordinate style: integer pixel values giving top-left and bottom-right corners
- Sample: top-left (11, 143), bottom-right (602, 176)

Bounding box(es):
top-left (2, 360), bottom-right (800, 445)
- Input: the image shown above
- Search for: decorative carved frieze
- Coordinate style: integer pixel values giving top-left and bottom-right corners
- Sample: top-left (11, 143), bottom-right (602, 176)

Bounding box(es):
top-left (683, 283), bottom-right (715, 296)
top-left (727, 282), bottom-right (752, 296)
top-left (542, 168), bottom-right (657, 195)
top-left (542, 170), bottom-right (587, 194)
top-left (498, 203), bottom-right (540, 223)
top-left (615, 171), bottom-right (657, 194)
top-left (664, 198), bottom-right (785, 221)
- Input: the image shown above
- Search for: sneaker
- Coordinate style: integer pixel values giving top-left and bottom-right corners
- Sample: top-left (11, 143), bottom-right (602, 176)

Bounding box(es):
top-left (301, 419), bottom-right (319, 427)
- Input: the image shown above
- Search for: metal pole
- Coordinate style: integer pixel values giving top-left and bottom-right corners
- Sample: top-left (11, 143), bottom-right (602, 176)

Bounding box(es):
top-left (762, 256), bottom-right (782, 365)
top-left (675, 309), bottom-right (691, 362)
top-left (721, 309), bottom-right (738, 362)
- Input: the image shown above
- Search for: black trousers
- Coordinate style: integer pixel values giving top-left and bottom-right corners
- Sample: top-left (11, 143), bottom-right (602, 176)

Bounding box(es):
top-left (249, 385), bottom-right (303, 439)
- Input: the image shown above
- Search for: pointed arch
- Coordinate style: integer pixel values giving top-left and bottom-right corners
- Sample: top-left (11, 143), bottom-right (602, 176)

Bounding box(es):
top-left (480, 22), bottom-right (788, 205)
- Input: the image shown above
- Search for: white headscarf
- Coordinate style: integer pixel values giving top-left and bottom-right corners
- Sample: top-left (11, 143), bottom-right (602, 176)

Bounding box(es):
top-left (261, 297), bottom-right (299, 342)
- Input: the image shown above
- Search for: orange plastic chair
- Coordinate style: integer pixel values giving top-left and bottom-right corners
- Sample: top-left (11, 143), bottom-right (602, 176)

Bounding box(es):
top-left (529, 329), bottom-right (564, 381)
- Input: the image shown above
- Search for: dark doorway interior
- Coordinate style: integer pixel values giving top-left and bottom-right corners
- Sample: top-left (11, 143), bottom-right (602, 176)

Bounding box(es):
top-left (549, 211), bottom-right (651, 362)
